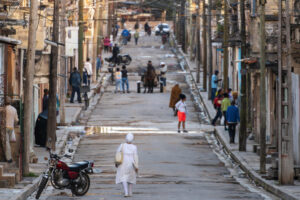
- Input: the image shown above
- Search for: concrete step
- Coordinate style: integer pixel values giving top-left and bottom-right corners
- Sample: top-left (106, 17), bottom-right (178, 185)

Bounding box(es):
top-left (0, 162), bottom-right (19, 187)
top-left (1, 173), bottom-right (16, 188)
top-left (5, 167), bottom-right (20, 183)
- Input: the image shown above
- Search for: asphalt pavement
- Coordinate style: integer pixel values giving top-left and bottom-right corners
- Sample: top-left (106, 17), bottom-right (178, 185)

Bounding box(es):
top-left (38, 31), bottom-right (278, 200)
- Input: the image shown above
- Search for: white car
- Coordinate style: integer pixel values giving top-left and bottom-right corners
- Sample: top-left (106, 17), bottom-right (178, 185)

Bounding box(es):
top-left (155, 23), bottom-right (170, 36)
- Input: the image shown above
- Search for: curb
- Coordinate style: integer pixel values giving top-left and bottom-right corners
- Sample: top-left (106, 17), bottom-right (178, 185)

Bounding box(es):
top-left (176, 45), bottom-right (299, 200)
top-left (9, 175), bottom-right (41, 200)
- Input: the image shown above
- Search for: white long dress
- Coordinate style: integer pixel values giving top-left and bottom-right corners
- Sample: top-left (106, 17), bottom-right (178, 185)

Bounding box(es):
top-left (115, 143), bottom-right (139, 184)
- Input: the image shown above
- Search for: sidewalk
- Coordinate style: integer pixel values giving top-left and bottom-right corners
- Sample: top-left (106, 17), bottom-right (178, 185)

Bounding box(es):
top-left (177, 47), bottom-right (300, 200)
top-left (0, 72), bottom-right (109, 200)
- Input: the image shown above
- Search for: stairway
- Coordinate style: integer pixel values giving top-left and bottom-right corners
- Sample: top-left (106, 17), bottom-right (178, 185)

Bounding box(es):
top-left (0, 162), bottom-right (20, 188)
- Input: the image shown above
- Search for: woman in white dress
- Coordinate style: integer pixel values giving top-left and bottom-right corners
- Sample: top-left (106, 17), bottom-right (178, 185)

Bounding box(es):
top-left (116, 133), bottom-right (139, 197)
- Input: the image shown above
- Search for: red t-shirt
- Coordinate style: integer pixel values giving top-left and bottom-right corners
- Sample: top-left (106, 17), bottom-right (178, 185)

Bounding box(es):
top-left (214, 97), bottom-right (223, 108)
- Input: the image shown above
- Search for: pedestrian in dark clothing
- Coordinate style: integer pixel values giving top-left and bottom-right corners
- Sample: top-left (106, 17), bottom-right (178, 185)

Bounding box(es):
top-left (226, 101), bottom-right (240, 143)
top-left (42, 89), bottom-right (49, 111)
top-left (134, 21), bottom-right (139, 30)
top-left (144, 61), bottom-right (156, 93)
top-left (212, 94), bottom-right (223, 126)
top-left (121, 65), bottom-right (130, 93)
top-left (69, 67), bottom-right (82, 103)
top-left (112, 44), bottom-right (120, 64)
top-left (144, 22), bottom-right (150, 33)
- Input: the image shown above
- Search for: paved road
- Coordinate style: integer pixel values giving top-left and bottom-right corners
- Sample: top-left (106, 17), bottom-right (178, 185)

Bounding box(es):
top-left (40, 32), bottom-right (276, 200)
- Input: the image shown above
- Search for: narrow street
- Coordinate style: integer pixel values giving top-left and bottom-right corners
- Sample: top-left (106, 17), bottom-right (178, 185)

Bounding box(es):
top-left (40, 33), bottom-right (276, 200)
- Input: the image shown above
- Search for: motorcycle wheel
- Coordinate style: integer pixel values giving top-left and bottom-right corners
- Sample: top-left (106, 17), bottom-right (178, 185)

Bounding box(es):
top-left (71, 173), bottom-right (90, 196)
top-left (125, 57), bottom-right (131, 65)
top-left (36, 176), bottom-right (48, 199)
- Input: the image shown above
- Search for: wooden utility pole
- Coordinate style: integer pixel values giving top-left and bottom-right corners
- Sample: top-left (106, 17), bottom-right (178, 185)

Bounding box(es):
top-left (46, 0), bottom-right (59, 150)
top-left (93, 0), bottom-right (100, 82)
top-left (23, 0), bottom-right (38, 174)
top-left (259, 0), bottom-right (266, 174)
top-left (78, 0), bottom-right (84, 76)
top-left (202, 1), bottom-right (207, 91)
top-left (239, 0), bottom-right (247, 151)
top-left (278, 0), bottom-right (294, 184)
top-left (59, 0), bottom-right (67, 125)
top-left (181, 0), bottom-right (186, 52)
top-left (207, 0), bottom-right (213, 99)
top-left (108, 1), bottom-right (113, 36)
top-left (196, 0), bottom-right (201, 83)
top-left (223, 0), bottom-right (229, 91)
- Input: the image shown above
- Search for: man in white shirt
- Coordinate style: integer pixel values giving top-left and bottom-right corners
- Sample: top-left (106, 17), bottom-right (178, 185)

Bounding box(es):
top-left (4, 97), bottom-right (19, 163)
top-left (84, 58), bottom-right (93, 86)
top-left (160, 62), bottom-right (167, 92)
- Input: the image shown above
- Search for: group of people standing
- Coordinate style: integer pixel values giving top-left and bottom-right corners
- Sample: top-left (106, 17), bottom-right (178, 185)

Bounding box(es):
top-left (211, 70), bottom-right (240, 144)
top-left (115, 65), bottom-right (130, 93)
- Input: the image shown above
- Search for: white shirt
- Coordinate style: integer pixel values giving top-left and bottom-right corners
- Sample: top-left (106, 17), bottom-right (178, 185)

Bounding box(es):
top-left (84, 62), bottom-right (93, 75)
top-left (175, 100), bottom-right (187, 113)
top-left (160, 65), bottom-right (167, 78)
top-left (5, 105), bottom-right (19, 128)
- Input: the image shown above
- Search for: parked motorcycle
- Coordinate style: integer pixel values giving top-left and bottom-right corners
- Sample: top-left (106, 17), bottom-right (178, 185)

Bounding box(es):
top-left (35, 151), bottom-right (95, 199)
top-left (105, 54), bottom-right (132, 66)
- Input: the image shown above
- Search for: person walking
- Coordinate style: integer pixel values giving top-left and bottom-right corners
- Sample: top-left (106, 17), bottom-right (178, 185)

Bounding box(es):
top-left (84, 58), bottom-right (93, 86)
top-left (121, 65), bottom-right (130, 93)
top-left (115, 68), bottom-right (122, 93)
top-left (169, 84), bottom-right (182, 116)
top-left (115, 133), bottom-right (139, 197)
top-left (212, 94), bottom-right (223, 126)
top-left (221, 93), bottom-right (231, 130)
top-left (121, 28), bottom-right (130, 45)
top-left (175, 94), bottom-right (188, 133)
top-left (134, 21), bottom-right (139, 30)
top-left (69, 67), bottom-right (82, 103)
top-left (226, 101), bottom-right (240, 143)
top-left (211, 70), bottom-right (222, 102)
top-left (4, 97), bottom-right (19, 163)
top-left (96, 54), bottom-right (102, 80)
top-left (134, 31), bottom-right (139, 45)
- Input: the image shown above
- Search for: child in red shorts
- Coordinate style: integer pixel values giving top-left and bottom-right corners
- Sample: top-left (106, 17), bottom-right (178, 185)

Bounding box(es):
top-left (175, 94), bottom-right (188, 133)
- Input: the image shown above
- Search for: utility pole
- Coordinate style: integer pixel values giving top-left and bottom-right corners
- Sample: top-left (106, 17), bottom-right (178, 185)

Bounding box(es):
top-left (259, 0), bottom-right (266, 174)
top-left (78, 0), bottom-right (84, 76)
top-left (59, 0), bottom-right (67, 125)
top-left (196, 0), bottom-right (201, 83)
top-left (207, 0), bottom-right (213, 99)
top-left (278, 0), bottom-right (294, 185)
top-left (239, 0), bottom-right (247, 151)
top-left (93, 0), bottom-right (100, 82)
top-left (202, 1), bottom-right (207, 91)
top-left (181, 0), bottom-right (186, 52)
top-left (223, 0), bottom-right (229, 91)
top-left (23, 0), bottom-right (38, 174)
top-left (46, 0), bottom-right (59, 150)
top-left (108, 0), bottom-right (113, 36)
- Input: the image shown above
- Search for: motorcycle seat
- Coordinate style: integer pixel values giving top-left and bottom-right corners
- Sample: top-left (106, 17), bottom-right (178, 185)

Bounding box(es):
top-left (68, 161), bottom-right (89, 171)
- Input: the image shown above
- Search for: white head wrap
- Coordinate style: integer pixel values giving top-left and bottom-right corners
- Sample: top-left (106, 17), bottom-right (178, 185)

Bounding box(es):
top-left (126, 133), bottom-right (134, 143)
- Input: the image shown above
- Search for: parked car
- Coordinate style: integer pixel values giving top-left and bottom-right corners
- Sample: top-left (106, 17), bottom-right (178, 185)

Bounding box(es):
top-left (155, 23), bottom-right (170, 36)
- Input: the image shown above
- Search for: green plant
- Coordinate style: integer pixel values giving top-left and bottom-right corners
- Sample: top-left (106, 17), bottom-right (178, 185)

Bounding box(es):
top-left (24, 172), bottom-right (38, 177)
